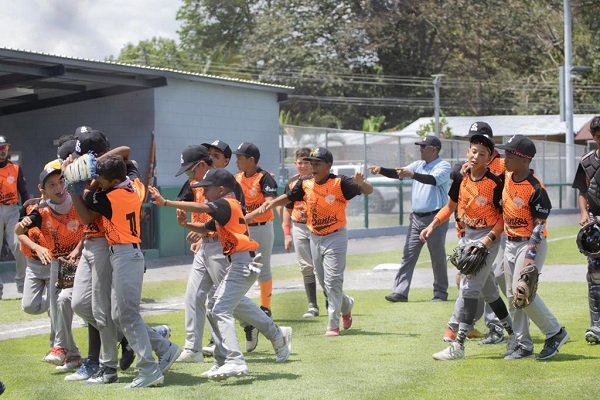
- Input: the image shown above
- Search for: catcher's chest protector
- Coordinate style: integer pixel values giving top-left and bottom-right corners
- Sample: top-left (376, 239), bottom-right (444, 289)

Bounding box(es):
top-left (582, 151), bottom-right (600, 214)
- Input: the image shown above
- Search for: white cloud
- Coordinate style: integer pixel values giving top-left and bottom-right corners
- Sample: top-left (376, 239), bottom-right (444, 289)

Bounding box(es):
top-left (0, 0), bottom-right (182, 60)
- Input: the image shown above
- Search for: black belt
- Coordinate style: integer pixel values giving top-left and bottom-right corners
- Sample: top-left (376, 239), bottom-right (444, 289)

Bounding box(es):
top-left (108, 243), bottom-right (139, 254)
top-left (313, 229), bottom-right (339, 236)
top-left (507, 236), bottom-right (530, 242)
top-left (249, 222), bottom-right (267, 226)
top-left (293, 221), bottom-right (307, 224)
top-left (227, 250), bottom-right (256, 262)
top-left (414, 209), bottom-right (440, 217)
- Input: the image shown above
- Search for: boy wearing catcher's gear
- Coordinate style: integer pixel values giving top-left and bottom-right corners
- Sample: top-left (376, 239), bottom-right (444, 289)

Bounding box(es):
top-left (16, 163), bottom-right (84, 370)
top-left (572, 115), bottom-right (600, 344)
top-left (256, 147), bottom-right (373, 336)
top-left (282, 147), bottom-right (321, 318)
top-left (73, 155), bottom-right (181, 388)
top-left (499, 135), bottom-right (569, 360)
top-left (149, 168), bottom-right (293, 380)
top-left (420, 133), bottom-right (514, 361)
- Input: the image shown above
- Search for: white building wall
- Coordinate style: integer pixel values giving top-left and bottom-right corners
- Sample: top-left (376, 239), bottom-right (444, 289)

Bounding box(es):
top-left (153, 79), bottom-right (281, 187)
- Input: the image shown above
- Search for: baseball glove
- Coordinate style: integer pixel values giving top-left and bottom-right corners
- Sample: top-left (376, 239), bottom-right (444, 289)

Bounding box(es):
top-left (449, 242), bottom-right (489, 276)
top-left (56, 257), bottom-right (79, 289)
top-left (63, 153), bottom-right (97, 186)
top-left (513, 264), bottom-right (540, 309)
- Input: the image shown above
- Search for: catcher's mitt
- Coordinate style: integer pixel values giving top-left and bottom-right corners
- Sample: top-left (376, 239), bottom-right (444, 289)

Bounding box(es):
top-left (63, 153), bottom-right (97, 187)
top-left (56, 257), bottom-right (79, 289)
top-left (449, 242), bottom-right (489, 276)
top-left (513, 264), bottom-right (539, 309)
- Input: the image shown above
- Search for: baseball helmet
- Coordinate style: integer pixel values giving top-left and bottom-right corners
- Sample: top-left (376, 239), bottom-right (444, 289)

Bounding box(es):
top-left (577, 219), bottom-right (600, 258)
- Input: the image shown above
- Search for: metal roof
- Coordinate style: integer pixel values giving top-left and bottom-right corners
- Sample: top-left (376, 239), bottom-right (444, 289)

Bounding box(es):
top-left (0, 47), bottom-right (292, 116)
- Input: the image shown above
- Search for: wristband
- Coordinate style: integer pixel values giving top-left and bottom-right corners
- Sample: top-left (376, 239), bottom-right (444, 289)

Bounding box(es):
top-left (164, 199), bottom-right (169, 207)
top-left (486, 232), bottom-right (496, 242)
top-left (283, 225), bottom-right (291, 236)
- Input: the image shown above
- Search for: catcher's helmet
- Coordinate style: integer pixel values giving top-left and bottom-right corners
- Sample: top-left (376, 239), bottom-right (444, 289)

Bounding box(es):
top-left (577, 220), bottom-right (600, 258)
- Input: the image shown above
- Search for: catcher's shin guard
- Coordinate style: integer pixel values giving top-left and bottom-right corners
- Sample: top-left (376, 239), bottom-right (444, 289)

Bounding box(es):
top-left (587, 267), bottom-right (600, 328)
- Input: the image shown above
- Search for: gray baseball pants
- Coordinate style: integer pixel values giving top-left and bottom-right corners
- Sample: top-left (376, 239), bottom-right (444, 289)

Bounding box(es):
top-left (50, 258), bottom-right (80, 358)
top-left (249, 222), bottom-right (274, 282)
top-left (392, 212), bottom-right (449, 300)
top-left (504, 239), bottom-right (561, 351)
top-left (292, 222), bottom-right (315, 283)
top-left (207, 250), bottom-right (283, 367)
top-left (0, 204), bottom-right (26, 292)
top-left (310, 228), bottom-right (354, 331)
top-left (109, 244), bottom-right (168, 377)
top-left (21, 258), bottom-right (50, 315)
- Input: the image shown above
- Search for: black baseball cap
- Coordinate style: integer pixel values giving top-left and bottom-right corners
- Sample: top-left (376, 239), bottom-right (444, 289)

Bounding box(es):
top-left (39, 159), bottom-right (62, 186)
top-left (74, 126), bottom-right (93, 137)
top-left (176, 145), bottom-right (211, 176)
top-left (197, 168), bottom-right (237, 189)
top-left (57, 139), bottom-right (78, 161)
top-left (74, 130), bottom-right (109, 157)
top-left (467, 121), bottom-right (493, 138)
top-left (304, 147), bottom-right (333, 164)
top-left (233, 142), bottom-right (260, 162)
top-left (414, 135), bottom-right (442, 149)
top-left (202, 140), bottom-right (232, 159)
top-left (497, 135), bottom-right (536, 159)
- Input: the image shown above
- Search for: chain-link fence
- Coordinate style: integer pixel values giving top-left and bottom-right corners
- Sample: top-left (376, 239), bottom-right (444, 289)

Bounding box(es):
top-left (279, 125), bottom-right (586, 229)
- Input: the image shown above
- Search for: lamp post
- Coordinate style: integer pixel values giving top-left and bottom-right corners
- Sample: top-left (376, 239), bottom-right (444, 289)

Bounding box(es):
top-left (432, 74), bottom-right (444, 137)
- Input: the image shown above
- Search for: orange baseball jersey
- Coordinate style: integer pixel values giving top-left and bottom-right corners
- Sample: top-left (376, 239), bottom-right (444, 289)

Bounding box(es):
top-left (286, 174), bottom-right (362, 235)
top-left (87, 164), bottom-right (145, 246)
top-left (449, 169), bottom-right (503, 229)
top-left (19, 198), bottom-right (49, 260)
top-left (26, 201), bottom-right (84, 259)
top-left (189, 183), bottom-right (218, 239)
top-left (235, 168), bottom-right (277, 223)
top-left (0, 162), bottom-right (21, 204)
top-left (488, 154), bottom-right (505, 175)
top-left (204, 195), bottom-right (259, 256)
top-left (285, 174), bottom-right (309, 224)
top-left (502, 170), bottom-right (551, 238)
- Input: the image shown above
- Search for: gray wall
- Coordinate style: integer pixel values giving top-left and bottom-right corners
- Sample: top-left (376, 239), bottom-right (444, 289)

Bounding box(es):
top-left (0, 90), bottom-right (155, 194)
top-left (153, 79), bottom-right (281, 188)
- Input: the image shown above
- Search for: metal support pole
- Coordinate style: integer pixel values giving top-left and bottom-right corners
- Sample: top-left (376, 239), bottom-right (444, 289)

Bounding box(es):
top-left (432, 74), bottom-right (443, 137)
top-left (564, 0), bottom-right (575, 206)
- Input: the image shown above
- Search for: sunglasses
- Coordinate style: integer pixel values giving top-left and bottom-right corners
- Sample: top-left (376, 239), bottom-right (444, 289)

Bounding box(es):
top-left (0, 145), bottom-right (8, 151)
top-left (184, 162), bottom-right (200, 178)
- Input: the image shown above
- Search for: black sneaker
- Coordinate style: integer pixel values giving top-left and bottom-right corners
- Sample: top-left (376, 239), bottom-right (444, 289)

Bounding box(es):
top-left (585, 326), bottom-right (600, 344)
top-left (244, 325), bottom-right (258, 353)
top-left (478, 325), bottom-right (505, 345)
top-left (119, 338), bottom-right (135, 371)
top-left (538, 327), bottom-right (569, 360)
top-left (504, 345), bottom-right (534, 360)
top-left (86, 366), bottom-right (119, 384)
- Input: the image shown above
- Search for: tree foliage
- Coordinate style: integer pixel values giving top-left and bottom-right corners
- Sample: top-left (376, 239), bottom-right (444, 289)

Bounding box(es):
top-left (111, 0), bottom-right (600, 130)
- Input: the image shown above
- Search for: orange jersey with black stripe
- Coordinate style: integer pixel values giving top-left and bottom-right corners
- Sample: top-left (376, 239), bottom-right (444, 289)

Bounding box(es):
top-left (97, 179), bottom-right (144, 245)
top-left (502, 171), bottom-right (551, 238)
top-left (190, 184), bottom-right (218, 239)
top-left (19, 198), bottom-right (49, 260)
top-left (204, 195), bottom-right (259, 256)
top-left (287, 174), bottom-right (362, 235)
top-left (84, 216), bottom-right (106, 239)
top-left (450, 170), bottom-right (503, 229)
top-left (235, 168), bottom-right (277, 223)
top-left (0, 162), bottom-right (20, 204)
top-left (28, 202), bottom-right (83, 259)
top-left (286, 174), bottom-right (309, 223)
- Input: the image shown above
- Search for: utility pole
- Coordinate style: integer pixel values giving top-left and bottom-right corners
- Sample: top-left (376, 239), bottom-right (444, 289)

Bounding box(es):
top-left (564, 0), bottom-right (575, 206)
top-left (432, 74), bottom-right (444, 137)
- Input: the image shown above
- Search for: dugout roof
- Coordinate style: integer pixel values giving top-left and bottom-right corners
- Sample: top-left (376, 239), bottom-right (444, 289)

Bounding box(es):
top-left (0, 47), bottom-right (291, 116)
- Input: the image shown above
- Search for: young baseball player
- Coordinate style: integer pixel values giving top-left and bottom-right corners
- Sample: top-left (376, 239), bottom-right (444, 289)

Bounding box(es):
top-left (64, 132), bottom-right (139, 381)
top-left (498, 134), bottom-right (569, 360)
top-left (419, 134), bottom-right (514, 360)
top-left (72, 155), bottom-right (180, 387)
top-left (233, 142), bottom-right (278, 316)
top-left (254, 147), bottom-right (373, 336)
top-left (16, 162), bottom-right (84, 371)
top-left (282, 147), bottom-right (321, 318)
top-left (148, 168), bottom-right (293, 380)
top-left (572, 115), bottom-right (600, 344)
top-left (0, 135), bottom-right (30, 297)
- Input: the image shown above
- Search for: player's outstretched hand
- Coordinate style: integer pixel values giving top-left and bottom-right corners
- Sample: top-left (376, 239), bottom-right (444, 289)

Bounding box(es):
top-left (148, 186), bottom-right (166, 206)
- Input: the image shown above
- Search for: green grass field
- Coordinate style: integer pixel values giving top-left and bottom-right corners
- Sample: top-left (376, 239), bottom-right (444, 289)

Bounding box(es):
top-left (0, 284), bottom-right (597, 399)
top-left (0, 223), bottom-right (595, 399)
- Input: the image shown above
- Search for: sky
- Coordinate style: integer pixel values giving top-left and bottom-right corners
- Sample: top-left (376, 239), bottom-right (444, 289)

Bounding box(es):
top-left (0, 0), bottom-right (182, 60)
